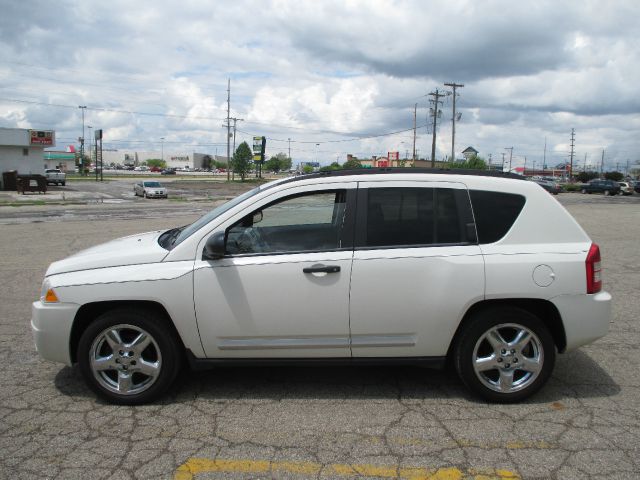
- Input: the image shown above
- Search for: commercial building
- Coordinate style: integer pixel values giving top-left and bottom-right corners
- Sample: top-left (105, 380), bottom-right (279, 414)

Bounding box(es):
top-left (0, 127), bottom-right (56, 189)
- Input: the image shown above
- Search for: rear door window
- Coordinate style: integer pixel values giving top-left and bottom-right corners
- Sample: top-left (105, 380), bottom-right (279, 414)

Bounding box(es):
top-left (356, 187), bottom-right (475, 248)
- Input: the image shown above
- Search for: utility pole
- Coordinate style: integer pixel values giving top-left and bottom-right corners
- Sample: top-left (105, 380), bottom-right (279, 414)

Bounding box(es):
top-left (501, 152), bottom-right (506, 170)
top-left (230, 117), bottom-right (243, 180)
top-left (428, 88), bottom-right (445, 167)
top-left (583, 153), bottom-right (587, 172)
top-left (412, 103), bottom-right (417, 162)
top-left (226, 79), bottom-right (231, 181)
top-left (600, 149), bottom-right (605, 176)
top-left (505, 147), bottom-right (514, 173)
top-left (87, 126), bottom-right (93, 167)
top-left (444, 82), bottom-right (464, 163)
top-left (543, 137), bottom-right (547, 170)
top-left (524, 156), bottom-right (527, 175)
top-left (569, 128), bottom-right (575, 182)
top-left (78, 105), bottom-right (87, 175)
top-left (488, 153), bottom-right (492, 168)
top-left (288, 138), bottom-right (291, 162)
top-left (160, 137), bottom-right (165, 163)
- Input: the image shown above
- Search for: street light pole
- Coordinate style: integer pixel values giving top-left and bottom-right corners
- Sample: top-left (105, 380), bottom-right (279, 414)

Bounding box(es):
top-left (160, 137), bottom-right (165, 164)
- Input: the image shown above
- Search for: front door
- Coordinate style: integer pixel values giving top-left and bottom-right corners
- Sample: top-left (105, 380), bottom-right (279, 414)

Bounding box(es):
top-left (193, 186), bottom-right (356, 358)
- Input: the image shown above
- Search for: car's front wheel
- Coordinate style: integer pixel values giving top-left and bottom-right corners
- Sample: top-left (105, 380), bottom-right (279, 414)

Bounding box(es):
top-left (454, 307), bottom-right (555, 403)
top-left (77, 309), bottom-right (182, 405)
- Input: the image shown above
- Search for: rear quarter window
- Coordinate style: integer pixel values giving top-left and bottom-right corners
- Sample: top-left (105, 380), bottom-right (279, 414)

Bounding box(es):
top-left (469, 190), bottom-right (526, 244)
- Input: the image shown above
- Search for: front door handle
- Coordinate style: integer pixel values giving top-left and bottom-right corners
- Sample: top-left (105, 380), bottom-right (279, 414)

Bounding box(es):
top-left (303, 265), bottom-right (341, 274)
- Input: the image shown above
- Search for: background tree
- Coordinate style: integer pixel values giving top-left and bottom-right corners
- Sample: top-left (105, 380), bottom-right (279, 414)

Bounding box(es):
top-left (302, 165), bottom-right (314, 174)
top-left (342, 158), bottom-right (361, 170)
top-left (264, 152), bottom-right (292, 173)
top-left (576, 171), bottom-right (598, 183)
top-left (146, 158), bottom-right (167, 169)
top-left (233, 142), bottom-right (253, 181)
top-left (604, 171), bottom-right (624, 181)
top-left (319, 162), bottom-right (342, 172)
top-left (448, 154), bottom-right (487, 170)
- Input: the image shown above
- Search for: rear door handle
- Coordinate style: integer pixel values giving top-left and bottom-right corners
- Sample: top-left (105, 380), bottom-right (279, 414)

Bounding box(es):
top-left (303, 265), bottom-right (341, 274)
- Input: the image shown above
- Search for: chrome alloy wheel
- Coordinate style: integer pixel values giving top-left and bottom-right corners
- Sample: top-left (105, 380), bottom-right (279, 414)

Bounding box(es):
top-left (89, 324), bottom-right (162, 396)
top-left (472, 323), bottom-right (544, 394)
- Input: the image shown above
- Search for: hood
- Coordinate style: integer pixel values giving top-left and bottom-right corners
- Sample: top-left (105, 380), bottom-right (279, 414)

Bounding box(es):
top-left (46, 230), bottom-right (169, 276)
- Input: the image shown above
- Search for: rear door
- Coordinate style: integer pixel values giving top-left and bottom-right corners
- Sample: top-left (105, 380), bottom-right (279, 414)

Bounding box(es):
top-left (349, 181), bottom-right (485, 358)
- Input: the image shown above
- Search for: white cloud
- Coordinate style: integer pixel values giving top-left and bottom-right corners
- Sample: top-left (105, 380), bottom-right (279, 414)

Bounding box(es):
top-left (0, 0), bottom-right (638, 169)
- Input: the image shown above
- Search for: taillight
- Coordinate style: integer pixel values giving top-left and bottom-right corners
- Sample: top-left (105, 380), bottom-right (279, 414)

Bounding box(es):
top-left (586, 243), bottom-right (602, 294)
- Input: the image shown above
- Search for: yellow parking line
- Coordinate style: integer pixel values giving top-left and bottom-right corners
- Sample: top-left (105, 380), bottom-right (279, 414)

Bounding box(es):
top-left (174, 458), bottom-right (520, 480)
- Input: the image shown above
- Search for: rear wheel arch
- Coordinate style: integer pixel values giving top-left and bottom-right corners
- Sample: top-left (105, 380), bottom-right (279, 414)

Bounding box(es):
top-left (448, 298), bottom-right (567, 359)
top-left (70, 300), bottom-right (185, 364)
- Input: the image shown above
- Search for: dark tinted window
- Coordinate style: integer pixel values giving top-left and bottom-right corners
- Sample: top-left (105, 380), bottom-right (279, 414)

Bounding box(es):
top-left (364, 187), bottom-right (472, 247)
top-left (469, 190), bottom-right (526, 244)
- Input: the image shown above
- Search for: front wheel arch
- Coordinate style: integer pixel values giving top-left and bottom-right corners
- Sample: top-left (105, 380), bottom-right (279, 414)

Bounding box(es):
top-left (69, 300), bottom-right (185, 364)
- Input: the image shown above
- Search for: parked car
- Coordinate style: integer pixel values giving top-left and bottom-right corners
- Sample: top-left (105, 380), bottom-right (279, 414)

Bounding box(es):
top-left (618, 182), bottom-right (633, 195)
top-left (580, 179), bottom-right (621, 196)
top-left (32, 169), bottom-right (611, 404)
top-left (44, 168), bottom-right (66, 186)
top-left (161, 169), bottom-right (176, 175)
top-left (149, 166), bottom-right (163, 173)
top-left (133, 181), bottom-right (168, 198)
top-left (531, 178), bottom-right (561, 195)
top-left (634, 181), bottom-right (640, 194)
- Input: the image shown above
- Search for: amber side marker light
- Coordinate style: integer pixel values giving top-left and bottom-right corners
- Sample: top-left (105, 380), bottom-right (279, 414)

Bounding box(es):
top-left (44, 289), bottom-right (59, 303)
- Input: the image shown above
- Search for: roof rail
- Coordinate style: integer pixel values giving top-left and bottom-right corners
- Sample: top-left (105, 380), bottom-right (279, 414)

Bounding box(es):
top-left (294, 167), bottom-right (526, 181)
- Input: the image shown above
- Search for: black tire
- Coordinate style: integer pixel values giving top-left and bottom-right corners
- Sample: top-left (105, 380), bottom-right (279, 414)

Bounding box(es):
top-left (581, 188), bottom-right (587, 194)
top-left (77, 308), bottom-right (182, 405)
top-left (62, 181), bottom-right (66, 186)
top-left (454, 306), bottom-right (555, 403)
top-left (604, 190), bottom-right (610, 196)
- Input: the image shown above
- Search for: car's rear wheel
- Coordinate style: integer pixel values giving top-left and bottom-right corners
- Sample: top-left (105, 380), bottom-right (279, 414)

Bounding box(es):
top-left (77, 309), bottom-right (182, 405)
top-left (454, 307), bottom-right (555, 403)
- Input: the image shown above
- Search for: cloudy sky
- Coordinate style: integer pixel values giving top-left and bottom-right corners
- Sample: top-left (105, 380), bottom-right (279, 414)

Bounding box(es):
top-left (1, 0), bottom-right (639, 172)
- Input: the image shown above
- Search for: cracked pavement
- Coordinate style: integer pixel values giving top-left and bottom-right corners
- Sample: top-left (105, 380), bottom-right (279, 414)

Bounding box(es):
top-left (0, 194), bottom-right (638, 479)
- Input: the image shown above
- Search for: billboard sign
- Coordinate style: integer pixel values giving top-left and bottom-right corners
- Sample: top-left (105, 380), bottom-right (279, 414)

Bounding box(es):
top-left (388, 151), bottom-right (399, 162)
top-left (29, 130), bottom-right (55, 146)
top-left (253, 136), bottom-right (266, 162)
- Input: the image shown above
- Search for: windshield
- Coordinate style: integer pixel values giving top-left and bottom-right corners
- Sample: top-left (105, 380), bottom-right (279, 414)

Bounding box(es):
top-left (167, 177), bottom-right (295, 249)
top-left (170, 186), bottom-right (262, 248)
top-left (144, 181), bottom-right (162, 187)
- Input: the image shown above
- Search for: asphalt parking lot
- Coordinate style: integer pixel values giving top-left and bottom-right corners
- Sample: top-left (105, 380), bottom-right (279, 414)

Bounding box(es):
top-left (0, 187), bottom-right (639, 479)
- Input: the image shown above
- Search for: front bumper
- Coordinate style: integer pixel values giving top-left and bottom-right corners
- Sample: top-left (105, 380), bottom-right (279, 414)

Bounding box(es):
top-left (552, 291), bottom-right (612, 352)
top-left (31, 300), bottom-right (80, 366)
top-left (146, 191), bottom-right (167, 198)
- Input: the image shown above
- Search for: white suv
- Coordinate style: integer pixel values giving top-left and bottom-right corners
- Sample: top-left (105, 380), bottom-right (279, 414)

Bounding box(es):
top-left (32, 170), bottom-right (611, 404)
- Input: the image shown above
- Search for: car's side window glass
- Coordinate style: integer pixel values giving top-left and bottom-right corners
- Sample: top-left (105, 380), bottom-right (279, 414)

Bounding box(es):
top-left (226, 190), bottom-right (347, 255)
top-left (364, 187), bottom-right (471, 248)
top-left (469, 190), bottom-right (526, 244)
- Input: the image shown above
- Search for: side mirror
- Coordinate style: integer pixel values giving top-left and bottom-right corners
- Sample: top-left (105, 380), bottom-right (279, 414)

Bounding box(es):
top-left (203, 231), bottom-right (226, 260)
